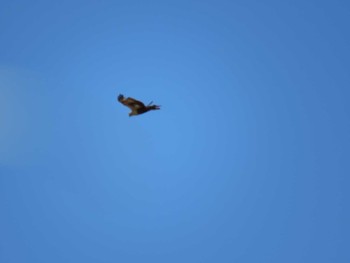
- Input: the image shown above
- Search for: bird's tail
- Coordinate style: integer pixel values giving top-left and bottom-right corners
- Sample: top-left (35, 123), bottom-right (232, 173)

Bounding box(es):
top-left (148, 105), bottom-right (160, 110)
top-left (147, 101), bottom-right (160, 110)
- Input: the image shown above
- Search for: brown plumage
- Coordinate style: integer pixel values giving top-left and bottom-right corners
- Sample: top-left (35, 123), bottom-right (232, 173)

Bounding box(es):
top-left (117, 94), bottom-right (160, 117)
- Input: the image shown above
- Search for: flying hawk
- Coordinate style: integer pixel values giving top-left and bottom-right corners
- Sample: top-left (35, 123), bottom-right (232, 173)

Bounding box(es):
top-left (118, 94), bottom-right (160, 117)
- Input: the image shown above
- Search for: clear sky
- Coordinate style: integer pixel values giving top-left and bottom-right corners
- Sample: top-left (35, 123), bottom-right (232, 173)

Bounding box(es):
top-left (1, 0), bottom-right (349, 262)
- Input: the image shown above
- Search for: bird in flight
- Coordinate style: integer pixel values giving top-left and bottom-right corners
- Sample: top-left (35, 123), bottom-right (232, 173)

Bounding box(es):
top-left (118, 94), bottom-right (160, 117)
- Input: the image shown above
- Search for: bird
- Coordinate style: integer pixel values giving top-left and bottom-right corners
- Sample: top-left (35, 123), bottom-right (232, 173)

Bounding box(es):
top-left (117, 94), bottom-right (160, 117)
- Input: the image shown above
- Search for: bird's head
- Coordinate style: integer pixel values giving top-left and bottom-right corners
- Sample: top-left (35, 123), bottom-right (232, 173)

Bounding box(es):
top-left (117, 94), bottom-right (124, 101)
top-left (129, 112), bottom-right (136, 117)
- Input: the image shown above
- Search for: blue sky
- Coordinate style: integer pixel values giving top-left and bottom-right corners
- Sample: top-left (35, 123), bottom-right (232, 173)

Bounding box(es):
top-left (1, 0), bottom-right (349, 262)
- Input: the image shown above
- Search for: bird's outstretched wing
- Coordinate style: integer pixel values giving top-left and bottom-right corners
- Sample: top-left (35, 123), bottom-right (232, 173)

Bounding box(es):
top-left (118, 94), bottom-right (145, 110)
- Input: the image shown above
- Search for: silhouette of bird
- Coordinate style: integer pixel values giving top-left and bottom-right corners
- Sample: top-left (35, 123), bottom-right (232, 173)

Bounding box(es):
top-left (117, 94), bottom-right (160, 117)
